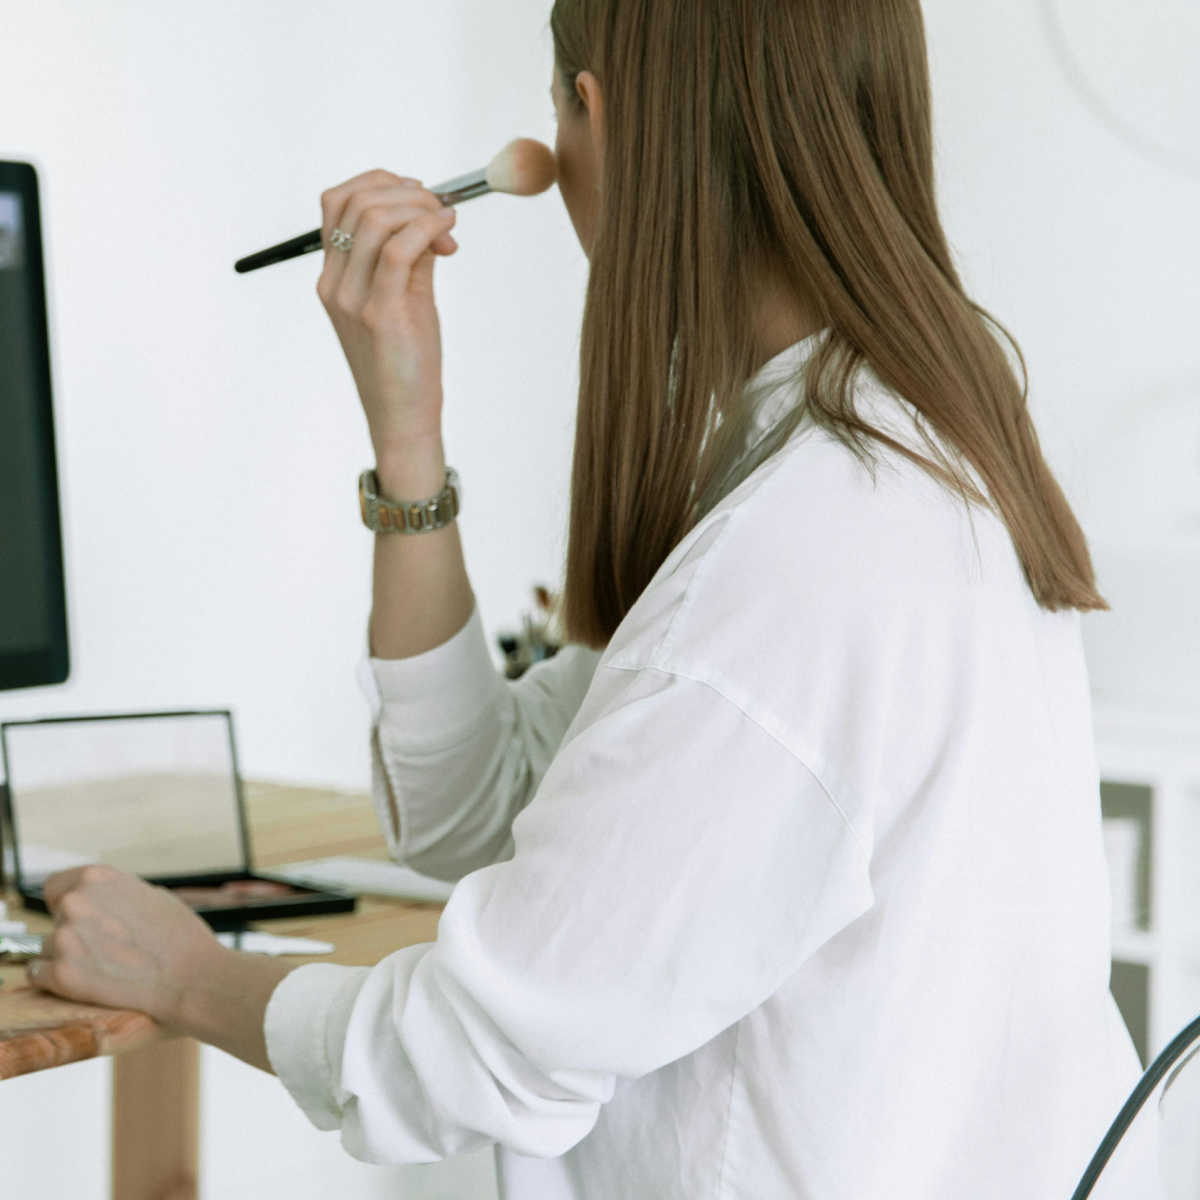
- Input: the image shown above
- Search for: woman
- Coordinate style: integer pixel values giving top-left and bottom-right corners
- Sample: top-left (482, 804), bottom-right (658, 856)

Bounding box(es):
top-left (29, 1), bottom-right (1154, 1196)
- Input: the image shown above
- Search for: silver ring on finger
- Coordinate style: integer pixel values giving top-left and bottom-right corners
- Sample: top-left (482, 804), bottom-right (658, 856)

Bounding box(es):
top-left (330, 227), bottom-right (354, 254)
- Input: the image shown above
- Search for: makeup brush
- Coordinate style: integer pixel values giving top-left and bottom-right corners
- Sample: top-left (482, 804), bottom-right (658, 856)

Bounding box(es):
top-left (234, 137), bottom-right (558, 274)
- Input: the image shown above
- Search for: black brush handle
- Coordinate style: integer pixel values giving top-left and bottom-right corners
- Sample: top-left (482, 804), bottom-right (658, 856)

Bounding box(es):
top-left (234, 227), bottom-right (323, 274)
top-left (234, 167), bottom-right (489, 275)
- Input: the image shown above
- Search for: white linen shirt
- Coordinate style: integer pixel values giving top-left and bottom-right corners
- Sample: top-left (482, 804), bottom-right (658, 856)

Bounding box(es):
top-left (263, 331), bottom-right (1159, 1199)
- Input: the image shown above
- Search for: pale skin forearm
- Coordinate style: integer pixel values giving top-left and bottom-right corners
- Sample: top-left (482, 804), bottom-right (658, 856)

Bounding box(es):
top-left (165, 443), bottom-right (474, 1068)
top-left (369, 433), bottom-right (476, 660)
top-left (167, 944), bottom-right (298, 1075)
top-left (166, 446), bottom-right (473, 1067)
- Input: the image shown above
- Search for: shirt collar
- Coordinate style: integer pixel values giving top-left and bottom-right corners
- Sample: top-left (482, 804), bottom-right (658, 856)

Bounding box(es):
top-left (741, 325), bottom-right (832, 449)
top-left (736, 334), bottom-right (987, 500)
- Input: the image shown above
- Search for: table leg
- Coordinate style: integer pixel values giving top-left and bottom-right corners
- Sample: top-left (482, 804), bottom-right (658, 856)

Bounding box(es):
top-left (111, 1036), bottom-right (200, 1200)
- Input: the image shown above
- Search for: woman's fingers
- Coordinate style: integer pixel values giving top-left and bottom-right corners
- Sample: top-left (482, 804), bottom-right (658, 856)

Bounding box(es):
top-left (319, 175), bottom-right (457, 308)
top-left (319, 172), bottom-right (423, 285)
top-left (365, 209), bottom-right (458, 312)
top-left (324, 178), bottom-right (443, 257)
top-left (334, 203), bottom-right (457, 312)
top-left (321, 169), bottom-right (422, 235)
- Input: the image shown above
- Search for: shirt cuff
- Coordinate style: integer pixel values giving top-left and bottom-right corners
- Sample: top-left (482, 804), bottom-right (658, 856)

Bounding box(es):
top-left (355, 600), bottom-right (504, 750)
top-left (264, 962), bottom-right (373, 1131)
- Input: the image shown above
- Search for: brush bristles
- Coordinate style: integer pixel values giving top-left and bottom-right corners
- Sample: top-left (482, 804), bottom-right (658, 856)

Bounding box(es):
top-left (486, 138), bottom-right (558, 196)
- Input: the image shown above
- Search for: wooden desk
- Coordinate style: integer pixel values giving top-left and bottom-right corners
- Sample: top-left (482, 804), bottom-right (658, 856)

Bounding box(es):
top-left (0, 780), bottom-right (444, 1200)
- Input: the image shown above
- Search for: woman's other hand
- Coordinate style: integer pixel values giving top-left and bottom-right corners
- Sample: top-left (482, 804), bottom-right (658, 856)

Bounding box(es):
top-left (27, 863), bottom-right (222, 1028)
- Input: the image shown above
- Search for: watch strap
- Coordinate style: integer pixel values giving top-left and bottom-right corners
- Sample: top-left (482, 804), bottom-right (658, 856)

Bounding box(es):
top-left (359, 467), bottom-right (460, 534)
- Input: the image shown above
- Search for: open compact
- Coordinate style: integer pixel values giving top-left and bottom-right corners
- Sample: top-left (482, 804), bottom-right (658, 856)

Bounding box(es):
top-left (0, 710), bottom-right (356, 931)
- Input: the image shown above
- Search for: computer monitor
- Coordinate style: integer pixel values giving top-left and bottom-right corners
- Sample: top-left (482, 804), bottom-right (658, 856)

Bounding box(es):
top-left (0, 160), bottom-right (69, 692)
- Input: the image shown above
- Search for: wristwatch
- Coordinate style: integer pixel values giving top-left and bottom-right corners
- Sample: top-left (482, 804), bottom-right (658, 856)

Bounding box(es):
top-left (358, 467), bottom-right (460, 534)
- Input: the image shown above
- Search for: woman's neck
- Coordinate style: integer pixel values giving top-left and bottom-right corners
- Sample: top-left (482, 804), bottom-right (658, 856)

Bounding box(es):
top-left (749, 271), bottom-right (825, 375)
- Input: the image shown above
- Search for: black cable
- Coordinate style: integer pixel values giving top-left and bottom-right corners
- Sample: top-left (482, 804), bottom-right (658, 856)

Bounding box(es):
top-left (1069, 1010), bottom-right (1200, 1198)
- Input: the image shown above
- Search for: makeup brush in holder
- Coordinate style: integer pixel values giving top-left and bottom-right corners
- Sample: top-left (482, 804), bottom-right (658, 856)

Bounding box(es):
top-left (235, 137), bottom-right (558, 274)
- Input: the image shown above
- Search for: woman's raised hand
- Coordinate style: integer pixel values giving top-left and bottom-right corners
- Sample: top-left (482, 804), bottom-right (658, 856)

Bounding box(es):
top-left (317, 169), bottom-right (459, 458)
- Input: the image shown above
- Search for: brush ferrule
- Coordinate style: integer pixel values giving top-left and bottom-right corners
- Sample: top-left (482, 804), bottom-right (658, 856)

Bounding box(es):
top-left (431, 167), bottom-right (491, 205)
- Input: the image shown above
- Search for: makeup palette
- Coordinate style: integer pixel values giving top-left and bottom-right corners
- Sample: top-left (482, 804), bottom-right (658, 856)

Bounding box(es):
top-left (0, 710), bottom-right (357, 930)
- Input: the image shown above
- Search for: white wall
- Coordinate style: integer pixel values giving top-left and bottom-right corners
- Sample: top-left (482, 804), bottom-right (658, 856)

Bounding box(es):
top-left (1, 1), bottom-right (1196, 1196)
top-left (1, 1), bottom-right (568, 1193)
top-left (922, 0), bottom-right (1200, 723)
top-left (0, 0), bottom-right (583, 790)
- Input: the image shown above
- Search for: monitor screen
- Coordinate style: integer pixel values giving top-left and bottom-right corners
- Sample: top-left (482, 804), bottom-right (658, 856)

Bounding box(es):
top-left (0, 161), bottom-right (69, 691)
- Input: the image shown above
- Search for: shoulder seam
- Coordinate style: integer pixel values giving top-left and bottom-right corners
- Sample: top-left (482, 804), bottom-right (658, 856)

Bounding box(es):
top-left (601, 661), bottom-right (872, 862)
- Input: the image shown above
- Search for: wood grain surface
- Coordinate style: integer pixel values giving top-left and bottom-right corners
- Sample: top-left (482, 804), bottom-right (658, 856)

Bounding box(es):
top-left (0, 988), bottom-right (164, 1079)
top-left (0, 779), bottom-right (446, 1080)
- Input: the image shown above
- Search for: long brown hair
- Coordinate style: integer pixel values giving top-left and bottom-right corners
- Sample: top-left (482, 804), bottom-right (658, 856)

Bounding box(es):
top-left (550, 0), bottom-right (1108, 651)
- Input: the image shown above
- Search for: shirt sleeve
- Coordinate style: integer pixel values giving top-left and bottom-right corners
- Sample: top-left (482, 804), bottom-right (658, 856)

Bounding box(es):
top-left (357, 599), bottom-right (603, 881)
top-left (263, 660), bottom-right (876, 1164)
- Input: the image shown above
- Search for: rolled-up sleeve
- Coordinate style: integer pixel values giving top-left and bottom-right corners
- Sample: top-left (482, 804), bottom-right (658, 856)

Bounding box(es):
top-left (263, 661), bottom-right (876, 1164)
top-left (358, 600), bottom-right (603, 881)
